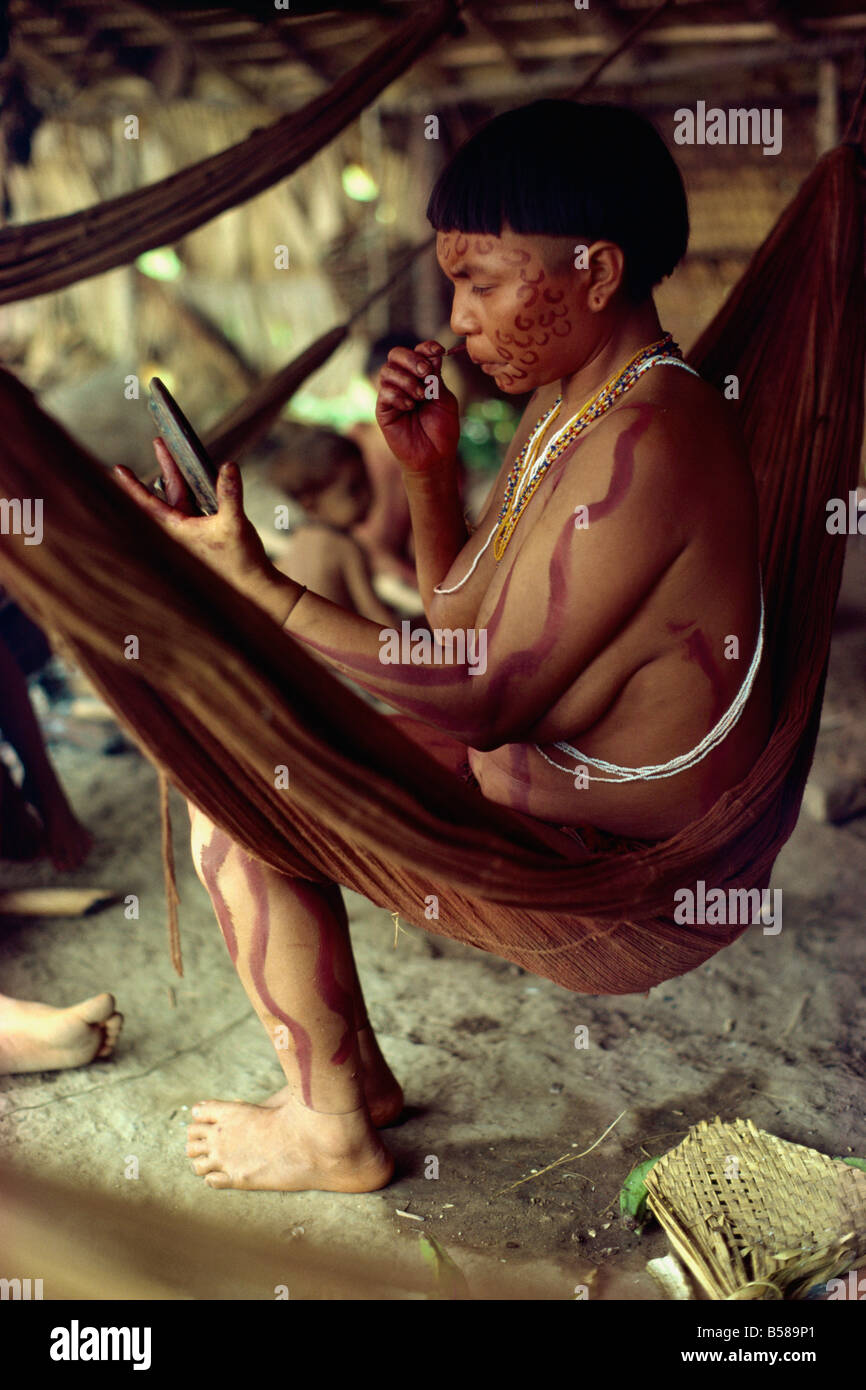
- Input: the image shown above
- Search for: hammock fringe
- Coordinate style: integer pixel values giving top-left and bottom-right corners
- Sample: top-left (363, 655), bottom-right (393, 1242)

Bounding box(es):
top-left (159, 768), bottom-right (183, 978)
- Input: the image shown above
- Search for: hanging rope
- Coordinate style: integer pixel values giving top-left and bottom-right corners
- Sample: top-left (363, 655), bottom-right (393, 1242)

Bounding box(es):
top-left (204, 236), bottom-right (436, 464)
top-left (0, 0), bottom-right (460, 304)
top-left (567, 0), bottom-right (676, 99)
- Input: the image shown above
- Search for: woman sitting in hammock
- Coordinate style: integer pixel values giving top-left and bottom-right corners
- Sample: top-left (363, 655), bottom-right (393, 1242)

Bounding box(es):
top-left (117, 100), bottom-right (771, 1194)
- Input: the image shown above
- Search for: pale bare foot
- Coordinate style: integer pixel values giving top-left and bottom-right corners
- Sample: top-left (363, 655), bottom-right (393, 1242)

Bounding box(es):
top-left (0, 991), bottom-right (123, 1074)
top-left (262, 1024), bottom-right (404, 1127)
top-left (186, 1095), bottom-right (395, 1192)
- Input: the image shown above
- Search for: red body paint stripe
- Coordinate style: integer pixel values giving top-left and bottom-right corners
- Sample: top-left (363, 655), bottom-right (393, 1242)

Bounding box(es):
top-left (586, 403), bottom-right (655, 522)
top-left (484, 517), bottom-right (573, 710)
top-left (199, 827), bottom-right (239, 964)
top-left (243, 856), bottom-right (315, 1108)
top-left (684, 628), bottom-right (728, 724)
top-left (305, 884), bottom-right (355, 1067)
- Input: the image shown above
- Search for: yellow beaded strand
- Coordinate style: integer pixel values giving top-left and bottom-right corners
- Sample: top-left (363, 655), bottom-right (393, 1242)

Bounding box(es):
top-left (492, 334), bottom-right (676, 561)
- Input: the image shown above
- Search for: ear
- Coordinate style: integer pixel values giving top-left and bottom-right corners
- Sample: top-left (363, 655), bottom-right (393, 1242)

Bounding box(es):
top-left (584, 241), bottom-right (627, 309)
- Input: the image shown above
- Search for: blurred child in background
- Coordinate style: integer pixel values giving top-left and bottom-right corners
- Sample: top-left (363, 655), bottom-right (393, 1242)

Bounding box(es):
top-left (349, 333), bottom-right (420, 593)
top-left (267, 425), bottom-right (397, 626)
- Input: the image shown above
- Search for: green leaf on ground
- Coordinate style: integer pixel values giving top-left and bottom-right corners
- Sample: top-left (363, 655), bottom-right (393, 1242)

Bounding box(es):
top-left (832, 1156), bottom-right (866, 1173)
top-left (419, 1233), bottom-right (471, 1300)
top-left (619, 1157), bottom-right (660, 1229)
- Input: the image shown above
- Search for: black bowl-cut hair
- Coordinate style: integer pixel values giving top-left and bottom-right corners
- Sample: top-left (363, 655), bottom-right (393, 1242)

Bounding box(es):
top-left (426, 100), bottom-right (689, 303)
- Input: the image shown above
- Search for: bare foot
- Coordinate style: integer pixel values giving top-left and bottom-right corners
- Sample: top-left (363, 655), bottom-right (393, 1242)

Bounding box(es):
top-left (0, 992), bottom-right (123, 1074)
top-left (186, 1096), bottom-right (395, 1192)
top-left (262, 1025), bottom-right (404, 1127)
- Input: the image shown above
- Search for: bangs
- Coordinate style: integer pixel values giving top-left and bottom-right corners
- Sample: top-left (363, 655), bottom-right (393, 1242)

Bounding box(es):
top-left (426, 100), bottom-right (689, 300)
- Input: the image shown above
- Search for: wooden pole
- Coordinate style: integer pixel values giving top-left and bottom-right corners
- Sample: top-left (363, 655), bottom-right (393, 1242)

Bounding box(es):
top-left (815, 58), bottom-right (840, 156)
top-left (410, 117), bottom-right (441, 339)
top-left (361, 104), bottom-right (389, 338)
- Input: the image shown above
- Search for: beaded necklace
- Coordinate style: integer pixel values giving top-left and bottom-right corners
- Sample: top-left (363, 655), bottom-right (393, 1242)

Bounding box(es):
top-left (491, 332), bottom-right (682, 561)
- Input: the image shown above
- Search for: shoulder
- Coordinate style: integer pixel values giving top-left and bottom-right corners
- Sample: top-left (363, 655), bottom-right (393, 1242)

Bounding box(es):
top-left (578, 372), bottom-right (750, 499)
top-left (286, 522), bottom-right (336, 551)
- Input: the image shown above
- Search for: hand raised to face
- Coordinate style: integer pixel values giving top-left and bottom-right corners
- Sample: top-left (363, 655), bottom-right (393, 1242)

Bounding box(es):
top-left (374, 340), bottom-right (461, 474)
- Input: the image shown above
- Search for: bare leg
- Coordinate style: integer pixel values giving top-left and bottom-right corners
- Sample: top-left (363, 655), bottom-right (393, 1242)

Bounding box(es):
top-left (186, 810), bottom-right (396, 1192)
top-left (0, 633), bottom-right (92, 871)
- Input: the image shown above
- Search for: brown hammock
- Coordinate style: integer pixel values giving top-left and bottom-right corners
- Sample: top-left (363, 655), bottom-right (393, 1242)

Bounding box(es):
top-left (0, 140), bottom-right (863, 995)
top-left (203, 239), bottom-right (434, 465)
top-left (0, 0), bottom-right (459, 304)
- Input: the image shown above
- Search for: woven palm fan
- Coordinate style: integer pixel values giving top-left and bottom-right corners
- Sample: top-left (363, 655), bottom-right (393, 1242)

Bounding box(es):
top-left (643, 1117), bottom-right (866, 1300)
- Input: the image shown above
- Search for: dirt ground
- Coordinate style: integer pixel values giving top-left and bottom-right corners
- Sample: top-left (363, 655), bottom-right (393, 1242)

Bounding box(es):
top-left (2, 537), bottom-right (865, 1302)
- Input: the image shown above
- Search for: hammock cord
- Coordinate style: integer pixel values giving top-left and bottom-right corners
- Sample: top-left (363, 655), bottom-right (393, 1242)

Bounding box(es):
top-left (0, 0), bottom-right (461, 305)
top-left (159, 768), bottom-right (182, 977)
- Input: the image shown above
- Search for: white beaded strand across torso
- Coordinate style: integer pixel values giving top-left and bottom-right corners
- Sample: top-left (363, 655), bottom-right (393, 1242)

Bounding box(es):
top-left (431, 348), bottom-right (765, 783)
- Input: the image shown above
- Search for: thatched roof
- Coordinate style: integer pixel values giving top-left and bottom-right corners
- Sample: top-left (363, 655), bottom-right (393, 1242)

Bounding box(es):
top-left (4, 0), bottom-right (866, 131)
top-left (2, 0), bottom-right (864, 437)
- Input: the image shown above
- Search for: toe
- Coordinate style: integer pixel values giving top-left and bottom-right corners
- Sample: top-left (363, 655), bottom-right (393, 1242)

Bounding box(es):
top-left (187, 1124), bottom-right (211, 1142)
top-left (186, 1140), bottom-right (209, 1157)
top-left (190, 1101), bottom-right (219, 1122)
top-left (95, 1012), bottom-right (123, 1058)
top-left (75, 993), bottom-right (116, 1025)
top-left (204, 1172), bottom-right (232, 1189)
top-left (192, 1100), bottom-right (241, 1122)
top-left (192, 1155), bottom-right (220, 1176)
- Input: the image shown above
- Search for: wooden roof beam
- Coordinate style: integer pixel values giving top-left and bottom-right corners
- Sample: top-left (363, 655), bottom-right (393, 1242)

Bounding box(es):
top-left (383, 29), bottom-right (865, 110)
top-left (744, 1), bottom-right (808, 44)
top-left (463, 3), bottom-right (522, 76)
